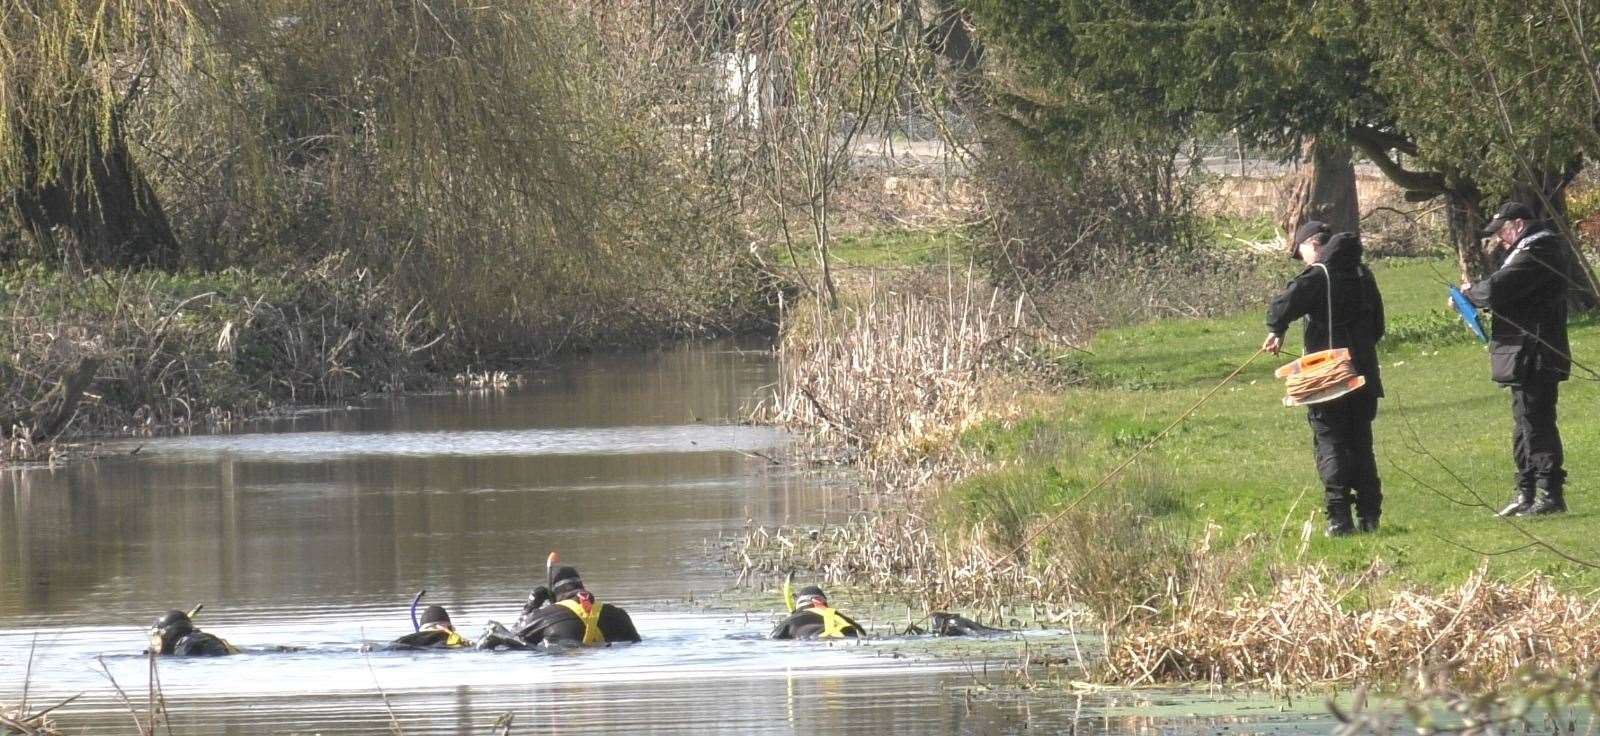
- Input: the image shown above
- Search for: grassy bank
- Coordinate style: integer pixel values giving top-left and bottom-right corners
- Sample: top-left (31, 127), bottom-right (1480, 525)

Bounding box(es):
top-left (948, 256), bottom-right (1600, 593)
top-left (745, 241), bottom-right (1600, 688)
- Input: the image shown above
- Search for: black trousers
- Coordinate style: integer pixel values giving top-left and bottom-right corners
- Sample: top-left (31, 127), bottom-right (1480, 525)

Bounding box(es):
top-left (1510, 376), bottom-right (1565, 486)
top-left (1306, 389), bottom-right (1381, 514)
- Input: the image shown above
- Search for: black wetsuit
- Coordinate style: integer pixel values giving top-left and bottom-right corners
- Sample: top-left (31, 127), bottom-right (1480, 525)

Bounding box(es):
top-left (1265, 232), bottom-right (1386, 526)
top-left (769, 607), bottom-right (866, 640)
top-left (929, 612), bottom-right (1005, 637)
top-left (165, 631), bottom-right (235, 657)
top-left (513, 597), bottom-right (641, 646)
top-left (1465, 227), bottom-right (1571, 497)
top-left (388, 625), bottom-right (470, 650)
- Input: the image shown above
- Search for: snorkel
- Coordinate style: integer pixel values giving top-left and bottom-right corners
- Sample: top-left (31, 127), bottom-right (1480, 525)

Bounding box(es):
top-left (409, 590), bottom-right (427, 632)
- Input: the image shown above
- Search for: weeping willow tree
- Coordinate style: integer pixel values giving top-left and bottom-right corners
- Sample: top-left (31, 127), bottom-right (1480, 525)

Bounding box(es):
top-left (3, 1), bottom-right (764, 353)
top-left (0, 0), bottom-right (200, 269)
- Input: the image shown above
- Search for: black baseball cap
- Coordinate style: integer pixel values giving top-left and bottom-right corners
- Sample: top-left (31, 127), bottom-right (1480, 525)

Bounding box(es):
top-left (1481, 202), bottom-right (1535, 235)
top-left (1288, 220), bottom-right (1330, 258)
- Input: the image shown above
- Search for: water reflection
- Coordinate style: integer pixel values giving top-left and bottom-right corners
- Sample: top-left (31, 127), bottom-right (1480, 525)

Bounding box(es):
top-left (0, 340), bottom-right (1337, 734)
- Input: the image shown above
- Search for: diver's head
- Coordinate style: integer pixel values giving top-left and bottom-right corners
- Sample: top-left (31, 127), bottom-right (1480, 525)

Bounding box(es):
top-left (149, 610), bottom-right (193, 654)
top-left (419, 605), bottom-right (454, 631)
top-left (794, 585), bottom-right (827, 611)
top-left (550, 566), bottom-right (586, 601)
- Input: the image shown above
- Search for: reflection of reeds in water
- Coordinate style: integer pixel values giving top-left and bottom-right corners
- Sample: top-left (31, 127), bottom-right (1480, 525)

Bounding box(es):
top-left (1108, 565), bottom-right (1600, 689)
top-left (751, 274), bottom-right (1046, 490)
top-left (452, 369), bottom-right (523, 390)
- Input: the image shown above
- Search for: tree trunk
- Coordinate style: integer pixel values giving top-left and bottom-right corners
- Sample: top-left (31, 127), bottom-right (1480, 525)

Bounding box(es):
top-left (1443, 187), bottom-right (1492, 281)
top-left (9, 115), bottom-right (180, 270)
top-left (1278, 137), bottom-right (1361, 248)
top-left (813, 189), bottom-right (840, 309)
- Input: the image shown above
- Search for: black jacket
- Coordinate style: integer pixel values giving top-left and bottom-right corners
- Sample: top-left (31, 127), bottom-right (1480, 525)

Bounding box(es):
top-left (1465, 228), bottom-right (1571, 383)
top-left (1266, 233), bottom-right (1386, 396)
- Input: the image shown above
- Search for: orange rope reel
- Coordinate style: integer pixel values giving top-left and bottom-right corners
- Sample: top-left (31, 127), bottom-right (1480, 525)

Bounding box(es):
top-left (1275, 348), bottom-right (1365, 406)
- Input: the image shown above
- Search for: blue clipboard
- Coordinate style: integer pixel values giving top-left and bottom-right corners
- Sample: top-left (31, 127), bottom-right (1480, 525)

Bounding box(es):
top-left (1449, 286), bottom-right (1488, 343)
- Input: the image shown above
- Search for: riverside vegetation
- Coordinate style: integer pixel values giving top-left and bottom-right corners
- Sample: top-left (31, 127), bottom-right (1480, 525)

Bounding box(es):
top-left (741, 232), bottom-right (1600, 693)
top-left (0, 2), bottom-right (789, 459)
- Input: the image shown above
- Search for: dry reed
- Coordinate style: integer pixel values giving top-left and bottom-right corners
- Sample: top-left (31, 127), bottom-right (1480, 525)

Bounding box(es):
top-left (0, 703), bottom-right (63, 736)
top-left (1107, 564), bottom-right (1600, 690)
top-left (750, 271), bottom-right (1075, 490)
top-left (0, 256), bottom-right (442, 462)
top-left (735, 513), bottom-right (1064, 624)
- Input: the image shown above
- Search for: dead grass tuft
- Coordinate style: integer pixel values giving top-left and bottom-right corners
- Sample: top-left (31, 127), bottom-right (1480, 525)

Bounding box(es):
top-left (1107, 564), bottom-right (1600, 690)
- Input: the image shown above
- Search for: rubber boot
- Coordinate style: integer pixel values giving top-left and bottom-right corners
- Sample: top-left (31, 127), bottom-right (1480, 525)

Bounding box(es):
top-left (1526, 477), bottom-right (1567, 515)
top-left (1496, 483), bottom-right (1536, 517)
top-left (1354, 486), bottom-right (1382, 533)
top-left (1325, 490), bottom-right (1356, 537)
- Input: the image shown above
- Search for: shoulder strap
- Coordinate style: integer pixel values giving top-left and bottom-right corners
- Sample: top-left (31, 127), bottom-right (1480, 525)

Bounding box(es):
top-left (1311, 263), bottom-right (1334, 351)
top-left (556, 599), bottom-right (606, 644)
top-left (813, 606), bottom-right (855, 638)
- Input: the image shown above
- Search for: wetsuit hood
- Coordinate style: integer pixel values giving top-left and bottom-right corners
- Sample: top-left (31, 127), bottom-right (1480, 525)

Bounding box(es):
top-left (551, 566), bottom-right (585, 600)
top-left (794, 585), bottom-right (827, 610)
top-left (1317, 232), bottom-right (1363, 270)
top-left (419, 605), bottom-right (452, 629)
top-left (151, 610), bottom-right (193, 654)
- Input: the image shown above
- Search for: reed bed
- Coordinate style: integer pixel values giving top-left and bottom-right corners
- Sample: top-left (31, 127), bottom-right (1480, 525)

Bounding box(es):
top-left (751, 272), bottom-right (1077, 490)
top-left (734, 513), bottom-right (1075, 625)
top-left (731, 495), bottom-right (1216, 629)
top-left (1107, 565), bottom-right (1600, 690)
top-left (0, 256), bottom-right (441, 461)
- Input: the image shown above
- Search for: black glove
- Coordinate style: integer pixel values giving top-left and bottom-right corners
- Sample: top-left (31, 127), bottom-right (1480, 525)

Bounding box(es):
top-left (522, 586), bottom-right (551, 614)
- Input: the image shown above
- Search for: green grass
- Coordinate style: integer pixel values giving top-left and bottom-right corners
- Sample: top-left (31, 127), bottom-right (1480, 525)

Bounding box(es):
top-left (774, 226), bottom-right (971, 268)
top-left (945, 257), bottom-right (1600, 596)
top-left (1199, 213), bottom-right (1279, 247)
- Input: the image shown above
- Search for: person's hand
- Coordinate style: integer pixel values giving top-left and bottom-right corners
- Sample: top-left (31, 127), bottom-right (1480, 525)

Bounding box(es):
top-left (1262, 333), bottom-right (1283, 355)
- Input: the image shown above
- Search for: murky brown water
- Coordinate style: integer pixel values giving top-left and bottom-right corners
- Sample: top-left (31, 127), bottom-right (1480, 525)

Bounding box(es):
top-left (0, 340), bottom-right (1337, 734)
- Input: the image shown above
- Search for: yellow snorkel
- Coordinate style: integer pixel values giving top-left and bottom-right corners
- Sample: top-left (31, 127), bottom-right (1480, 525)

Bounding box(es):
top-left (783, 571), bottom-right (796, 613)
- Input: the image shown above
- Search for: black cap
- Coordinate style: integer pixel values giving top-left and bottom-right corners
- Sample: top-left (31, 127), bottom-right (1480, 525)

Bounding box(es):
top-left (1481, 202), bottom-right (1535, 235)
top-left (550, 566), bottom-right (584, 595)
top-left (1289, 220), bottom-right (1330, 258)
top-left (419, 605), bottom-right (451, 627)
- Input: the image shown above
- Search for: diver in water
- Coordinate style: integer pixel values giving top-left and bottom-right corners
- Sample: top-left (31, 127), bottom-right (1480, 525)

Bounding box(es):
top-left (389, 605), bottom-right (473, 649)
top-left (770, 584), bottom-right (866, 640)
top-left (148, 608), bottom-right (238, 656)
top-left (512, 566), bottom-right (641, 646)
top-left (926, 611), bottom-right (1006, 637)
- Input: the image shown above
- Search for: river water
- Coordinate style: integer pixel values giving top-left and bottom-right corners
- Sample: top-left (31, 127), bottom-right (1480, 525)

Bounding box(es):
top-left (0, 341), bottom-right (1337, 734)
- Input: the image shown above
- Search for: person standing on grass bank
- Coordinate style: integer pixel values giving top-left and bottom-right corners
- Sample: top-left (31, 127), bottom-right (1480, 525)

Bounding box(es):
top-left (1263, 220), bottom-right (1386, 536)
top-left (1461, 202), bottom-right (1572, 517)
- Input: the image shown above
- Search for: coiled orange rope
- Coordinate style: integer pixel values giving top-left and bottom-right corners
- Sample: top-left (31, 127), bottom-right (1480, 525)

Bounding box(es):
top-left (1284, 354), bottom-right (1360, 403)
